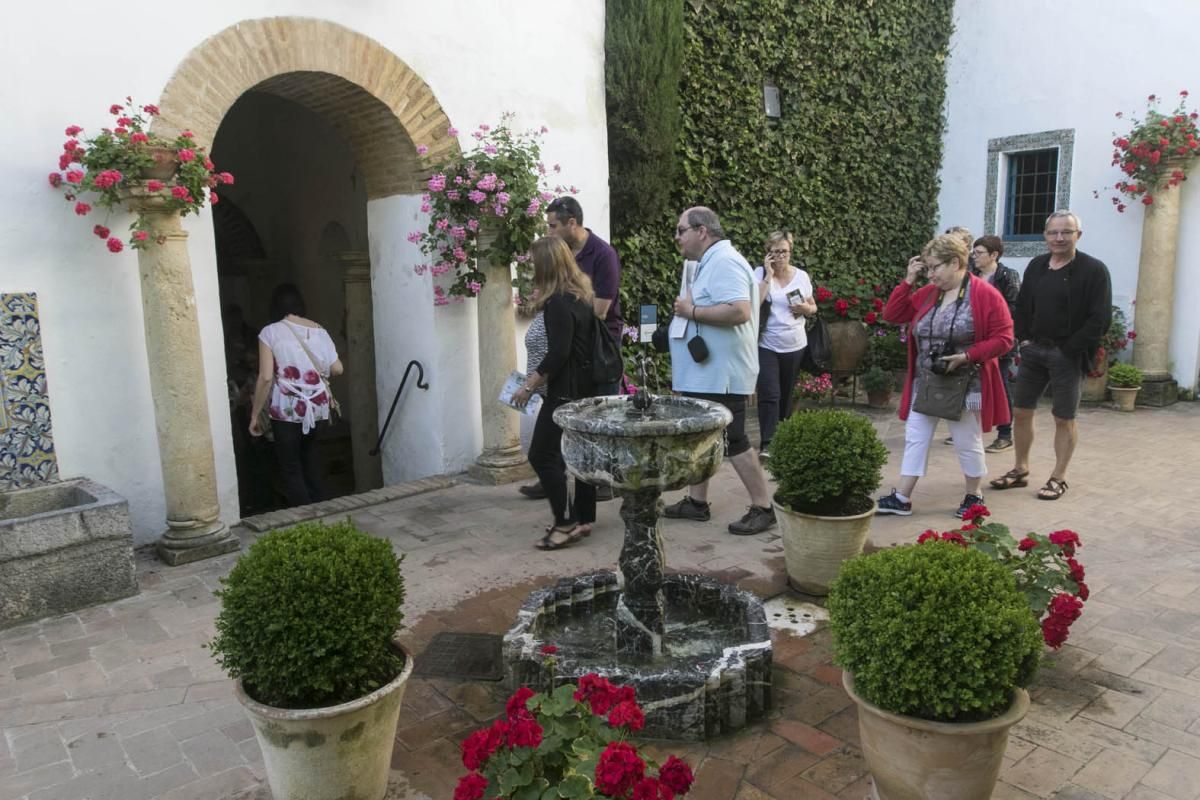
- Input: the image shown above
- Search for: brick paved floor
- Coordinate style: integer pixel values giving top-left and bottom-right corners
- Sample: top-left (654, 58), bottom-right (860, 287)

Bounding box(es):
top-left (1, 400), bottom-right (1198, 799)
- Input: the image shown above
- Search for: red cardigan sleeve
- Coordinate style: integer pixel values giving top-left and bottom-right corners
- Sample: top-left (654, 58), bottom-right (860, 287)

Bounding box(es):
top-left (883, 281), bottom-right (935, 325)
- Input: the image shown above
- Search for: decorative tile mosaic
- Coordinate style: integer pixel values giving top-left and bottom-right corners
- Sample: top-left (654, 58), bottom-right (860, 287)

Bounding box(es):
top-left (1, 293), bottom-right (58, 489)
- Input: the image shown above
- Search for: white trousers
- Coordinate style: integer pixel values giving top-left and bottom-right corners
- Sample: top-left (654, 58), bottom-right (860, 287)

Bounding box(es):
top-left (900, 409), bottom-right (987, 479)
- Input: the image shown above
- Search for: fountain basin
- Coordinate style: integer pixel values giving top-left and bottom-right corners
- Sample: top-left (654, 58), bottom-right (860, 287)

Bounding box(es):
top-left (1, 478), bottom-right (138, 627)
top-left (503, 571), bottom-right (772, 740)
top-left (554, 396), bottom-right (732, 492)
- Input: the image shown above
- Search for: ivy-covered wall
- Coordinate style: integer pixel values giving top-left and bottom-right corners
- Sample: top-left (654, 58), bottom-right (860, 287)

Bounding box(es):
top-left (612, 0), bottom-right (955, 337)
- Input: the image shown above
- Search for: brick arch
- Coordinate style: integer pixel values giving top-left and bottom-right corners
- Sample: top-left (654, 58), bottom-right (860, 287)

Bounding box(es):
top-left (156, 17), bottom-right (456, 198)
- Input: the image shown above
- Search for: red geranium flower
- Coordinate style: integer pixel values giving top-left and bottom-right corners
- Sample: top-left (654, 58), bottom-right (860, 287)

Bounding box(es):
top-left (659, 756), bottom-right (695, 795)
top-left (595, 741), bottom-right (646, 798)
top-left (505, 687), bottom-right (534, 720)
top-left (453, 772), bottom-right (487, 800)
top-left (506, 716), bottom-right (543, 749)
top-left (607, 700), bottom-right (646, 732)
top-left (916, 530), bottom-right (939, 544)
top-left (540, 644), bottom-right (558, 655)
top-left (633, 777), bottom-right (674, 800)
top-left (1017, 536), bottom-right (1037, 552)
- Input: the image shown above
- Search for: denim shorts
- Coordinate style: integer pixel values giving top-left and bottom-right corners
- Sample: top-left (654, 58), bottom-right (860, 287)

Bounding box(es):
top-left (680, 392), bottom-right (751, 457)
top-left (1012, 342), bottom-right (1083, 420)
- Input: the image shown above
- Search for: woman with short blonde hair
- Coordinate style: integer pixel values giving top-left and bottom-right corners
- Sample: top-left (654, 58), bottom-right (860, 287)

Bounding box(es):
top-left (511, 237), bottom-right (599, 550)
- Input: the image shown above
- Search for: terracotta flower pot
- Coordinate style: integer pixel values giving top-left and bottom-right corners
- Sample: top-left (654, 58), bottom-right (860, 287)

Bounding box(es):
top-left (844, 672), bottom-right (1029, 800)
top-left (1109, 385), bottom-right (1140, 412)
top-left (866, 389), bottom-right (891, 409)
top-left (140, 146), bottom-right (178, 181)
top-left (236, 642), bottom-right (413, 800)
top-left (772, 498), bottom-right (875, 595)
top-left (827, 320), bottom-right (869, 373)
top-left (1081, 371), bottom-right (1108, 402)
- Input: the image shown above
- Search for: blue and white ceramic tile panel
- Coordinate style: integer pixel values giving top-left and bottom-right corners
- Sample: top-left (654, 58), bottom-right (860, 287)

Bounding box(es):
top-left (0, 293), bottom-right (58, 490)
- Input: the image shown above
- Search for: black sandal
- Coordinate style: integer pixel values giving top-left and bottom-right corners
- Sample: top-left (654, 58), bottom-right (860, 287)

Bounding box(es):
top-left (989, 468), bottom-right (1029, 490)
top-left (536, 525), bottom-right (581, 550)
top-left (1037, 477), bottom-right (1069, 501)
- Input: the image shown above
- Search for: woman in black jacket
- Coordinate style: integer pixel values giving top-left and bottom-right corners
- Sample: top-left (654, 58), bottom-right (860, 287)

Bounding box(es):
top-left (511, 237), bottom-right (598, 550)
top-left (972, 235), bottom-right (1021, 451)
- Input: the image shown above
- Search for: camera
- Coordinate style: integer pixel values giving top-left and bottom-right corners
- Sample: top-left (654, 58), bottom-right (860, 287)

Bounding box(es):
top-left (929, 343), bottom-right (957, 375)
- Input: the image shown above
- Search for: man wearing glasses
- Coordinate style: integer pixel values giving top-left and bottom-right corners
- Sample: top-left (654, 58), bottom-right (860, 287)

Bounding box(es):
top-left (990, 210), bottom-right (1111, 501)
top-left (663, 206), bottom-right (776, 535)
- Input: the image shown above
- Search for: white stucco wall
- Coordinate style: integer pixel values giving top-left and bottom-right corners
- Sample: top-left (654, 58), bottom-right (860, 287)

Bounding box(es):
top-left (0, 1), bottom-right (610, 545)
top-left (940, 0), bottom-right (1200, 390)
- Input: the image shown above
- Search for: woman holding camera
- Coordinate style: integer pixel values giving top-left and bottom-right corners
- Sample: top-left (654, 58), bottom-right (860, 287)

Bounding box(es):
top-left (753, 231), bottom-right (816, 457)
top-left (875, 234), bottom-right (1013, 519)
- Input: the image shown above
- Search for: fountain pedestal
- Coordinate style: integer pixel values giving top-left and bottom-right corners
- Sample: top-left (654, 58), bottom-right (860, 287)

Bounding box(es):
top-left (615, 489), bottom-right (666, 657)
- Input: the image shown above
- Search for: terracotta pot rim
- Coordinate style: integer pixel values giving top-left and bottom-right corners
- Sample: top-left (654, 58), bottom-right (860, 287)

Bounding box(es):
top-left (235, 640), bottom-right (413, 721)
top-left (842, 671), bottom-right (1030, 734)
top-left (772, 497), bottom-right (877, 523)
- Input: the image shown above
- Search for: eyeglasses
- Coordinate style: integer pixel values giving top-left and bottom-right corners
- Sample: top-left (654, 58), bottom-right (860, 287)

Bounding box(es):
top-left (971, 249), bottom-right (990, 257)
top-left (768, 248), bottom-right (791, 256)
top-left (926, 261), bottom-right (954, 272)
top-left (675, 225), bottom-right (699, 236)
top-left (1045, 229), bottom-right (1078, 238)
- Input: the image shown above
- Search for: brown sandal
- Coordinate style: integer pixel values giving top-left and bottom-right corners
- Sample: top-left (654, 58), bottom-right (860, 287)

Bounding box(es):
top-left (989, 468), bottom-right (1029, 490)
top-left (536, 525), bottom-right (582, 550)
top-left (1037, 477), bottom-right (1069, 500)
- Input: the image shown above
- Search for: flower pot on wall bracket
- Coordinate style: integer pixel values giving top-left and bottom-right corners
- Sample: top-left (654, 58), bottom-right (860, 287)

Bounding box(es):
top-left (826, 320), bottom-right (869, 373)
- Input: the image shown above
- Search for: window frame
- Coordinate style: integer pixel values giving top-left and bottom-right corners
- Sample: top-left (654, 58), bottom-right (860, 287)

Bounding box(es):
top-left (983, 129), bottom-right (1074, 257)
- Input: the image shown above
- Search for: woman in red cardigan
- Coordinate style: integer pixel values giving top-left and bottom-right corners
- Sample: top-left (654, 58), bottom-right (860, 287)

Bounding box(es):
top-left (876, 234), bottom-right (1014, 519)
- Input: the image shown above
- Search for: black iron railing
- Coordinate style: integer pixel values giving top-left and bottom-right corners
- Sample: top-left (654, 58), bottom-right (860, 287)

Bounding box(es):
top-left (370, 360), bottom-right (429, 456)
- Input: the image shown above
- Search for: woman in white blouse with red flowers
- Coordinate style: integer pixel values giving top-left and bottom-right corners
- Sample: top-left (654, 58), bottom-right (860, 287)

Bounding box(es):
top-left (249, 283), bottom-right (343, 507)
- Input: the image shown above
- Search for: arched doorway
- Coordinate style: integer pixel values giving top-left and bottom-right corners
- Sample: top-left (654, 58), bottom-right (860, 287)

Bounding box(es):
top-left (154, 18), bottom-right (459, 521)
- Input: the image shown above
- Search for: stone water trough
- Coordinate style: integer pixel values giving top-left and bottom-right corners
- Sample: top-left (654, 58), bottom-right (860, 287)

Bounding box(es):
top-left (0, 478), bottom-right (138, 627)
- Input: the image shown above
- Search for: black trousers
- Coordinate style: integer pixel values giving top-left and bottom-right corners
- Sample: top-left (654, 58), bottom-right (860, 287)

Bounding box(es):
top-left (271, 419), bottom-right (324, 507)
top-left (756, 346), bottom-right (806, 448)
top-left (997, 355), bottom-right (1014, 439)
top-left (528, 396), bottom-right (596, 527)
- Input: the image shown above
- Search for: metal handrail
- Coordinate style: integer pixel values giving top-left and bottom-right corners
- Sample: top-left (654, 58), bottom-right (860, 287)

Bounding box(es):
top-left (369, 360), bottom-right (429, 456)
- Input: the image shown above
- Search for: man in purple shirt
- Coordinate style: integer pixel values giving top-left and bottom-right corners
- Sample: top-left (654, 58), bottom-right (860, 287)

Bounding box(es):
top-left (519, 196), bottom-right (624, 500)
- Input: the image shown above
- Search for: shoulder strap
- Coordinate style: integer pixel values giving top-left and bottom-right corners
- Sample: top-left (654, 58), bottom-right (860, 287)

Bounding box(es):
top-left (283, 323), bottom-right (333, 396)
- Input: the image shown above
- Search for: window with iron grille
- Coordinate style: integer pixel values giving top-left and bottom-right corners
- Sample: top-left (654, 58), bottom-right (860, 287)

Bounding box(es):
top-left (1004, 148), bottom-right (1059, 239)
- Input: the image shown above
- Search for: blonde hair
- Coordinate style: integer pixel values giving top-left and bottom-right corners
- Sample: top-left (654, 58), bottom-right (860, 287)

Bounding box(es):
top-left (529, 237), bottom-right (594, 313)
top-left (922, 234), bottom-right (969, 273)
top-left (764, 230), bottom-right (793, 249)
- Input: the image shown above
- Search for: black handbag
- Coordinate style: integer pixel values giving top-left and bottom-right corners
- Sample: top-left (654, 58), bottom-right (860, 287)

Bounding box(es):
top-left (912, 366), bottom-right (975, 420)
top-left (800, 316), bottom-right (832, 373)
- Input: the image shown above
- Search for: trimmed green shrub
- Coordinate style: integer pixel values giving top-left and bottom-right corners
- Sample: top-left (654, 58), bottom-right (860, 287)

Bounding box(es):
top-left (1107, 362), bottom-right (1143, 388)
top-left (862, 365), bottom-right (892, 393)
top-left (605, 0), bottom-right (683, 234)
top-left (208, 520), bottom-right (406, 709)
top-left (766, 409), bottom-right (887, 516)
top-left (828, 543), bottom-right (1042, 723)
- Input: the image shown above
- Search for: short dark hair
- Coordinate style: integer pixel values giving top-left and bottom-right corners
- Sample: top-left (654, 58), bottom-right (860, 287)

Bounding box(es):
top-left (269, 283), bottom-right (307, 322)
top-left (546, 196), bottom-right (583, 225)
top-left (974, 235), bottom-right (1003, 257)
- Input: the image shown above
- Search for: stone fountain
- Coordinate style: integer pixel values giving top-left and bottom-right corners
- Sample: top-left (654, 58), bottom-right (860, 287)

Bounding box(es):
top-left (502, 389), bottom-right (773, 740)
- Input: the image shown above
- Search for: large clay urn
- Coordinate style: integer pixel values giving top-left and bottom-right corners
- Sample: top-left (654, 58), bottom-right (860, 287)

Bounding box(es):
top-left (827, 320), bottom-right (869, 373)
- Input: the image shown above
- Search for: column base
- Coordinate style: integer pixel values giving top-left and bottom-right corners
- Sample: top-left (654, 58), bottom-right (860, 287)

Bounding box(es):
top-left (1137, 376), bottom-right (1178, 407)
top-left (156, 522), bottom-right (240, 566)
top-left (468, 446), bottom-right (533, 485)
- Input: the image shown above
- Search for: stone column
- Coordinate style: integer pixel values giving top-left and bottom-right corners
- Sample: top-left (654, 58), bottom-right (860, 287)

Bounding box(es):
top-left (336, 251), bottom-right (384, 492)
top-left (1131, 178), bottom-right (1183, 406)
top-left (467, 229), bottom-right (532, 484)
top-left (124, 186), bottom-right (240, 565)
top-left (615, 489), bottom-right (666, 658)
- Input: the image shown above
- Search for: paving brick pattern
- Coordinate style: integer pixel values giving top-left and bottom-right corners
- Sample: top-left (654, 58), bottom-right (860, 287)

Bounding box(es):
top-left (1, 402), bottom-right (1198, 799)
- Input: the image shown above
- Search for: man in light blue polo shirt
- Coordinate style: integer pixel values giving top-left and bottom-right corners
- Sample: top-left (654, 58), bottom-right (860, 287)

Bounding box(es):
top-left (664, 207), bottom-right (776, 535)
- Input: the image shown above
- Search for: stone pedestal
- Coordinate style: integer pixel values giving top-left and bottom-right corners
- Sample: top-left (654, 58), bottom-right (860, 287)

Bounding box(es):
top-left (468, 230), bottom-right (531, 484)
top-left (125, 187), bottom-right (240, 565)
top-left (615, 489), bottom-right (666, 658)
top-left (1132, 176), bottom-right (1184, 405)
top-left (337, 252), bottom-right (384, 492)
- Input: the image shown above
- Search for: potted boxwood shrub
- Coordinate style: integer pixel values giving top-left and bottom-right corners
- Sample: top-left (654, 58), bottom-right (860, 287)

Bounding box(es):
top-left (1107, 362), bottom-right (1143, 411)
top-left (764, 409), bottom-right (888, 594)
top-left (208, 520), bottom-right (410, 800)
top-left (828, 542), bottom-right (1042, 800)
top-left (862, 365), bottom-right (892, 408)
